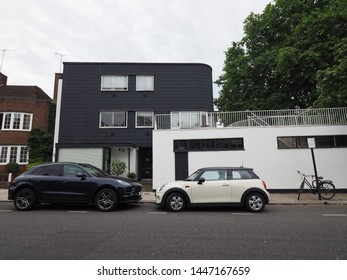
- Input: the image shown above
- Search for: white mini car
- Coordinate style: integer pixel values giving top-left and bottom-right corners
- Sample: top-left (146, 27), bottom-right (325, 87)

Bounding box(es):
top-left (155, 167), bottom-right (270, 212)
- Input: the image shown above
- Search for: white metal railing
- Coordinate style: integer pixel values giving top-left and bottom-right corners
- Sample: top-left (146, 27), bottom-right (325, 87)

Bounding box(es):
top-left (154, 108), bottom-right (347, 130)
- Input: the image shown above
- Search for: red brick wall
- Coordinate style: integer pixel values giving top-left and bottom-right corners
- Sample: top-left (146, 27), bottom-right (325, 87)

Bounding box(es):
top-left (0, 98), bottom-right (51, 176)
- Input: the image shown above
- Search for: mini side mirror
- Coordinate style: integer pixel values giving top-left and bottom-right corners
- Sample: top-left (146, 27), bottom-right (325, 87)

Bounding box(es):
top-left (198, 177), bottom-right (205, 185)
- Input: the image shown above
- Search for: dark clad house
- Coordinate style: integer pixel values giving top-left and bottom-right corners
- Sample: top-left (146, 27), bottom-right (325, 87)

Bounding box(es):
top-left (0, 73), bottom-right (51, 178)
top-left (55, 62), bottom-right (213, 180)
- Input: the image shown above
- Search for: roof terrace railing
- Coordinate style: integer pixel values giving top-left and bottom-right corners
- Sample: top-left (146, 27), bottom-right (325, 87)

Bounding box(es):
top-left (154, 107), bottom-right (347, 130)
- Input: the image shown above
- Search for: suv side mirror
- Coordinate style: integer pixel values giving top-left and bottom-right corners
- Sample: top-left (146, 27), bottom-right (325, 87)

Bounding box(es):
top-left (76, 172), bottom-right (86, 180)
top-left (198, 177), bottom-right (205, 185)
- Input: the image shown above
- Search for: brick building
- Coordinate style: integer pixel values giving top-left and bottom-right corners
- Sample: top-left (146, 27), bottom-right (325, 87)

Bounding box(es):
top-left (0, 73), bottom-right (52, 178)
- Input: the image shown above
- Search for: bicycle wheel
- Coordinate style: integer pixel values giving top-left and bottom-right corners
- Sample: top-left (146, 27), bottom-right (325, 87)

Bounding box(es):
top-left (318, 181), bottom-right (336, 200)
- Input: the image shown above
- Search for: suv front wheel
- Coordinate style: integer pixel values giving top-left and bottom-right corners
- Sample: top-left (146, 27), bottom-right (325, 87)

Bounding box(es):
top-left (245, 192), bottom-right (265, 212)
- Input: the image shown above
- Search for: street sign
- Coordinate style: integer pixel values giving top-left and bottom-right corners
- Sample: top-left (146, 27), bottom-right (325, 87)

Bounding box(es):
top-left (307, 137), bottom-right (316, 148)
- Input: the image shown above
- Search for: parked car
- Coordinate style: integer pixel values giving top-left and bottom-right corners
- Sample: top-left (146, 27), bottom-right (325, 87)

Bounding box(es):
top-left (8, 162), bottom-right (142, 211)
top-left (155, 167), bottom-right (270, 212)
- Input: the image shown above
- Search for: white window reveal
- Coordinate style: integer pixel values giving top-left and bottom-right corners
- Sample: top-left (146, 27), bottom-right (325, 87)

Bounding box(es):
top-left (100, 111), bottom-right (127, 128)
top-left (136, 75), bottom-right (154, 91)
top-left (136, 112), bottom-right (154, 128)
top-left (0, 112), bottom-right (32, 131)
top-left (101, 75), bottom-right (128, 91)
top-left (0, 146), bottom-right (29, 164)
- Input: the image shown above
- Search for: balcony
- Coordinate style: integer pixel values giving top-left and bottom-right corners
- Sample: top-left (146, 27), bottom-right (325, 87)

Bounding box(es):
top-left (154, 108), bottom-right (347, 130)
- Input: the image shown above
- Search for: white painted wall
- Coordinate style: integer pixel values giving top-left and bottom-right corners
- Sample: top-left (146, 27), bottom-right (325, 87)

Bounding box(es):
top-left (153, 125), bottom-right (347, 190)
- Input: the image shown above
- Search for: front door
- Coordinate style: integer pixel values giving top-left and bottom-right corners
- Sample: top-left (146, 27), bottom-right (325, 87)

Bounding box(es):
top-left (139, 148), bottom-right (152, 179)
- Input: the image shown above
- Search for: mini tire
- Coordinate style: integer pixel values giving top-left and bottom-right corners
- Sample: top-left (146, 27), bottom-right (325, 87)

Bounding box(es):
top-left (14, 188), bottom-right (36, 211)
top-left (166, 192), bottom-right (186, 212)
top-left (95, 189), bottom-right (118, 212)
top-left (245, 192), bottom-right (265, 212)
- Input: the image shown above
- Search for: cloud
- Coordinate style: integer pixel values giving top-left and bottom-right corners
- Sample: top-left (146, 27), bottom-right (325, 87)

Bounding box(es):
top-left (1, 0), bottom-right (270, 97)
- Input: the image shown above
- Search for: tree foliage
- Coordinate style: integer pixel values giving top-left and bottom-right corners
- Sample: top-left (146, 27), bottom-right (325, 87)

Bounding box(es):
top-left (28, 128), bottom-right (53, 163)
top-left (215, 0), bottom-right (347, 111)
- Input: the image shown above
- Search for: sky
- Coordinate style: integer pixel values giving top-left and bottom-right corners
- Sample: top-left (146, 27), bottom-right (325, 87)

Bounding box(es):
top-left (1, 0), bottom-right (271, 98)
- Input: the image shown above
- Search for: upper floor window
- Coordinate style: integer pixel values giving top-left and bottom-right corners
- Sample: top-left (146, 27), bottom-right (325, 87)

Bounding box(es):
top-left (136, 111), bottom-right (154, 128)
top-left (100, 111), bottom-right (127, 128)
top-left (101, 75), bottom-right (128, 91)
top-left (0, 112), bottom-right (32, 131)
top-left (0, 146), bottom-right (28, 164)
top-left (136, 75), bottom-right (154, 91)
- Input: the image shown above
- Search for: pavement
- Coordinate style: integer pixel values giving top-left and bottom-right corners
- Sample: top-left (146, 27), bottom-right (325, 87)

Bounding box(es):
top-left (1, 188), bottom-right (347, 205)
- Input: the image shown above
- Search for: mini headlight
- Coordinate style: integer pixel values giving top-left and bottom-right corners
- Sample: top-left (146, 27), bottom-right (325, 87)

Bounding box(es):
top-left (158, 184), bottom-right (167, 192)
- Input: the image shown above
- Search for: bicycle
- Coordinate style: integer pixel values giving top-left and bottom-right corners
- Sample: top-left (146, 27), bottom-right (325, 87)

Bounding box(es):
top-left (297, 170), bottom-right (336, 200)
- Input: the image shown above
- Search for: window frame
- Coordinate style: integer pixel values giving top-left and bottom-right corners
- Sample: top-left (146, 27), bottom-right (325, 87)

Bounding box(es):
top-left (136, 75), bottom-right (154, 91)
top-left (0, 145), bottom-right (29, 165)
top-left (101, 75), bottom-right (128, 91)
top-left (99, 111), bottom-right (128, 128)
top-left (136, 111), bottom-right (154, 128)
top-left (0, 112), bottom-right (32, 131)
top-left (277, 135), bottom-right (347, 149)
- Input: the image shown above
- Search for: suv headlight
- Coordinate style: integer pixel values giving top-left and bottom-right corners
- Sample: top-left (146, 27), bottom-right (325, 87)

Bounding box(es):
top-left (115, 179), bottom-right (132, 187)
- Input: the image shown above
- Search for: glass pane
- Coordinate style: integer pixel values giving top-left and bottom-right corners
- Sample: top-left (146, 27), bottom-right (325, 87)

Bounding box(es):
top-left (19, 147), bottom-right (28, 163)
top-left (0, 147), bottom-right (8, 163)
top-left (23, 114), bottom-right (31, 130)
top-left (13, 113), bottom-right (21, 129)
top-left (10, 147), bottom-right (17, 162)
top-left (113, 112), bottom-right (126, 127)
top-left (100, 112), bottom-right (113, 127)
top-left (136, 75), bottom-right (154, 91)
top-left (4, 113), bottom-right (11, 129)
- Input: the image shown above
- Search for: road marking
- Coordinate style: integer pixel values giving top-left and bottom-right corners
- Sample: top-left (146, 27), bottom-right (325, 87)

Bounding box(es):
top-left (148, 212), bottom-right (167, 215)
top-left (232, 213), bottom-right (254, 216)
top-left (323, 214), bottom-right (346, 217)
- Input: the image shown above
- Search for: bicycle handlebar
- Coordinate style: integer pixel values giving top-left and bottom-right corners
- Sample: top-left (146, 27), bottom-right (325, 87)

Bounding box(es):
top-left (297, 170), bottom-right (323, 179)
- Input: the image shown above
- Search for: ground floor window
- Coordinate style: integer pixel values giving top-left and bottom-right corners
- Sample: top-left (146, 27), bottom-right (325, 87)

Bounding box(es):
top-left (277, 135), bottom-right (347, 149)
top-left (174, 138), bottom-right (244, 152)
top-left (0, 146), bottom-right (29, 164)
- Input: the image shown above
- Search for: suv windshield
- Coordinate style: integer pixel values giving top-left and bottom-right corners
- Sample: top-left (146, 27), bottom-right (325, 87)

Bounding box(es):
top-left (80, 164), bottom-right (109, 177)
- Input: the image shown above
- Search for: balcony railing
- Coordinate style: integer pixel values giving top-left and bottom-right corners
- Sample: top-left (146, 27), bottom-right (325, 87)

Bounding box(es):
top-left (154, 107), bottom-right (347, 130)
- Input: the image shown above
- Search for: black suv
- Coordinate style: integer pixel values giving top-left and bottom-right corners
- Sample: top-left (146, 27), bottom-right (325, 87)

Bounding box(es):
top-left (8, 162), bottom-right (142, 211)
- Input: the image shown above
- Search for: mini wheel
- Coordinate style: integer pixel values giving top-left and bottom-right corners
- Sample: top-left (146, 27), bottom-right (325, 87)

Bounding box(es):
top-left (95, 189), bottom-right (118, 212)
top-left (14, 188), bottom-right (36, 211)
top-left (166, 192), bottom-right (186, 212)
top-left (245, 192), bottom-right (265, 212)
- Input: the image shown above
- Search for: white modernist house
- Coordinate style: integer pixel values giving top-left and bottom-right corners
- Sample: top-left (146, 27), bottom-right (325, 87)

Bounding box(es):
top-left (153, 108), bottom-right (347, 191)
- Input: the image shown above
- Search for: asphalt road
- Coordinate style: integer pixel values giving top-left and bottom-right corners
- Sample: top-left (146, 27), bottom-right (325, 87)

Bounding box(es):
top-left (0, 202), bottom-right (346, 260)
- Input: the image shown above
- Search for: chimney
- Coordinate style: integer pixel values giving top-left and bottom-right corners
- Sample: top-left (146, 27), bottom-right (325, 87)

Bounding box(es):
top-left (0, 73), bottom-right (8, 87)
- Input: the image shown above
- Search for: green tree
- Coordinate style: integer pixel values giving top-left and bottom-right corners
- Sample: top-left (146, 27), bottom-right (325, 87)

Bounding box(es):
top-left (215, 0), bottom-right (347, 111)
top-left (28, 128), bottom-right (53, 163)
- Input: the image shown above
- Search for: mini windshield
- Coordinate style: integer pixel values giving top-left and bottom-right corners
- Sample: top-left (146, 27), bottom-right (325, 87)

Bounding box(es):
top-left (185, 169), bottom-right (202, 181)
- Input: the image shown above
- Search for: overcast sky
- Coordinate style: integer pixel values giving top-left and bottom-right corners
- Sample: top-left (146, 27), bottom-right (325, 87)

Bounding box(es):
top-left (1, 0), bottom-right (271, 98)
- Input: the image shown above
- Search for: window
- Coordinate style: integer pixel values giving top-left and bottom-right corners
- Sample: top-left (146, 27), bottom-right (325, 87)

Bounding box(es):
top-left (136, 75), bottom-right (154, 91)
top-left (174, 138), bottom-right (244, 152)
top-left (136, 112), bottom-right (154, 128)
top-left (0, 146), bottom-right (28, 164)
top-left (32, 165), bottom-right (63, 176)
top-left (0, 112), bottom-right (32, 131)
top-left (101, 75), bottom-right (128, 91)
top-left (200, 169), bottom-right (227, 181)
top-left (277, 135), bottom-right (347, 149)
top-left (100, 111), bottom-right (127, 128)
top-left (63, 164), bottom-right (84, 177)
